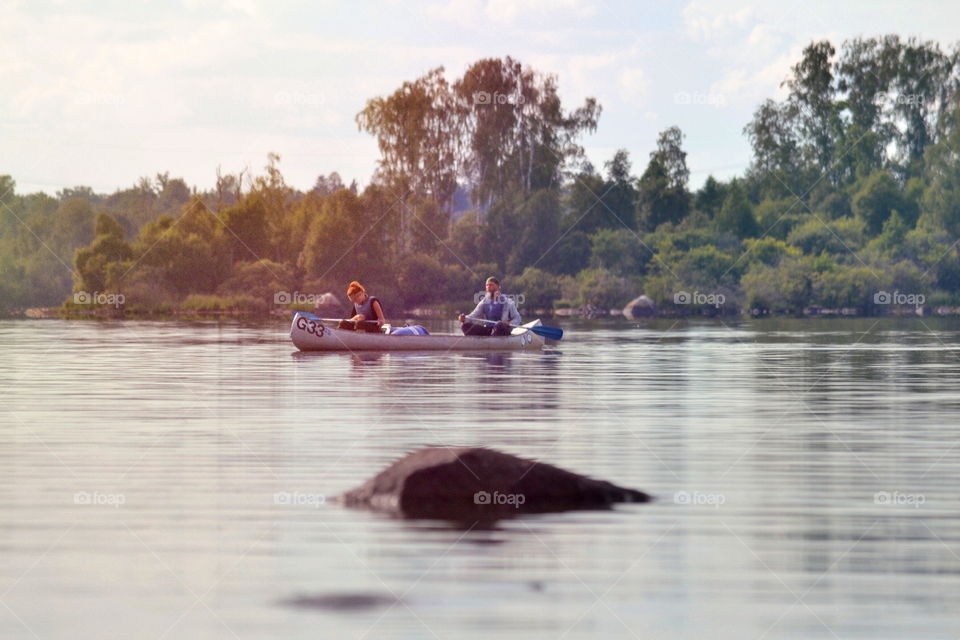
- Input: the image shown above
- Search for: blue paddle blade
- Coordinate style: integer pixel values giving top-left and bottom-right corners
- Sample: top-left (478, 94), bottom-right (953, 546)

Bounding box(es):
top-left (530, 325), bottom-right (563, 340)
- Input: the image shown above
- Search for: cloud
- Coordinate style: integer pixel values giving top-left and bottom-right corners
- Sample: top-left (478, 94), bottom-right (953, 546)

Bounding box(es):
top-left (181, 0), bottom-right (262, 15)
top-left (682, 1), bottom-right (754, 42)
top-left (424, 0), bottom-right (597, 28)
top-left (7, 0), bottom-right (960, 197)
top-left (679, 2), bottom-right (807, 109)
top-left (618, 67), bottom-right (647, 103)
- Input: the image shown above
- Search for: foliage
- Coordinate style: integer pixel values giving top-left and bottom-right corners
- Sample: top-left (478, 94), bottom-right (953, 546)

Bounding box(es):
top-left (637, 127), bottom-right (691, 230)
top-left (589, 228), bottom-right (649, 277)
top-left (2, 44), bottom-right (960, 318)
top-left (573, 268), bottom-right (635, 309)
top-left (395, 253), bottom-right (448, 308)
top-left (787, 216), bottom-right (867, 256)
top-left (851, 170), bottom-right (914, 234)
top-left (741, 258), bottom-right (815, 313)
top-left (715, 181), bottom-right (758, 238)
top-left (180, 294), bottom-right (266, 313)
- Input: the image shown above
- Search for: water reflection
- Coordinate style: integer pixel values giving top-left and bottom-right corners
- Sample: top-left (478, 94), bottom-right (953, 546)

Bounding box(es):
top-left (2, 317), bottom-right (960, 638)
top-left (459, 351), bottom-right (514, 369)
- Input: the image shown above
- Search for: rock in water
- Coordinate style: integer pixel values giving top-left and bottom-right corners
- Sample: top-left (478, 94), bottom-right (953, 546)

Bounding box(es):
top-left (340, 447), bottom-right (651, 519)
top-left (623, 295), bottom-right (657, 318)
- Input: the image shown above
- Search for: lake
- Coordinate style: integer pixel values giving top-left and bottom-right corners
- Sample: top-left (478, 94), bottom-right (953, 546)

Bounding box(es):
top-left (1, 316), bottom-right (959, 639)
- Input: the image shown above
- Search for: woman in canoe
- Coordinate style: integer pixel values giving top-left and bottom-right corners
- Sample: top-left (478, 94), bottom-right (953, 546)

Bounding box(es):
top-left (345, 281), bottom-right (386, 331)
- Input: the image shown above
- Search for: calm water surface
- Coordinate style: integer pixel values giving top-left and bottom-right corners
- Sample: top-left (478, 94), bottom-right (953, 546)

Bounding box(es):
top-left (1, 316), bottom-right (959, 639)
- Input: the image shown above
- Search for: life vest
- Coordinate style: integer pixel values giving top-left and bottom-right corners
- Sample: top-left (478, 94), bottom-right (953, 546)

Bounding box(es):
top-left (480, 296), bottom-right (505, 321)
top-left (353, 296), bottom-right (383, 323)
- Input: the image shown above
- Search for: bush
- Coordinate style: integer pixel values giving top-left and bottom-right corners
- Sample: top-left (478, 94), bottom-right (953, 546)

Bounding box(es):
top-left (512, 267), bottom-right (562, 312)
top-left (180, 294), bottom-right (266, 312)
top-left (787, 216), bottom-right (866, 256)
top-left (676, 244), bottom-right (741, 286)
top-left (852, 170), bottom-right (912, 234)
top-left (741, 237), bottom-right (802, 268)
top-left (589, 228), bottom-right (651, 277)
top-left (812, 266), bottom-right (877, 310)
top-left (741, 257), bottom-right (814, 313)
top-left (753, 198), bottom-right (799, 236)
top-left (715, 181), bottom-right (758, 238)
top-left (640, 273), bottom-right (680, 307)
top-left (216, 259), bottom-right (297, 305)
top-left (574, 268), bottom-right (635, 309)
top-left (395, 253), bottom-right (447, 308)
top-left (542, 231), bottom-right (592, 276)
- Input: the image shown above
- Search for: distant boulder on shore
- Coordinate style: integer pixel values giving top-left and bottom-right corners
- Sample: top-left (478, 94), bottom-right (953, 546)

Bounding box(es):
top-left (340, 447), bottom-right (651, 519)
top-left (313, 293), bottom-right (346, 317)
top-left (623, 295), bottom-right (657, 318)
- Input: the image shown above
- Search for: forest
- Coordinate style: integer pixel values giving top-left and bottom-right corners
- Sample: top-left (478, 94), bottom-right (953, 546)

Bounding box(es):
top-left (2, 35), bottom-right (959, 317)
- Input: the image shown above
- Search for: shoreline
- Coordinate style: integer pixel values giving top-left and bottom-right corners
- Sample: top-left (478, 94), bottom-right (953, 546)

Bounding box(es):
top-left (8, 304), bottom-right (958, 320)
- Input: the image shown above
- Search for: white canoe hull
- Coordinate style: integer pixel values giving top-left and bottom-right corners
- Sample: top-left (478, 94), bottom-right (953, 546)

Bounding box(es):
top-left (290, 312), bottom-right (546, 352)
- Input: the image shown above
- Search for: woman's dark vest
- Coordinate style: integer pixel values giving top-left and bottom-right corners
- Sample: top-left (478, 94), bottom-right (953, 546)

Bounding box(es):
top-left (353, 296), bottom-right (383, 322)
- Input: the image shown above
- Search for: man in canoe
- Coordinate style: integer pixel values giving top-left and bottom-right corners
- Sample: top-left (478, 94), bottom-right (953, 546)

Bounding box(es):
top-left (459, 276), bottom-right (521, 336)
top-left (345, 281), bottom-right (386, 331)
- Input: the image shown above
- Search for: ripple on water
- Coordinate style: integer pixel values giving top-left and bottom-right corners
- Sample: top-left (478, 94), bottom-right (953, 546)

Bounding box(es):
top-left (1, 317), bottom-right (960, 639)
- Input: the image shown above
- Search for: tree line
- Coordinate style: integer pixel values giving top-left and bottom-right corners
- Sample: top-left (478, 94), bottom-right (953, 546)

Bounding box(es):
top-left (1, 39), bottom-right (959, 317)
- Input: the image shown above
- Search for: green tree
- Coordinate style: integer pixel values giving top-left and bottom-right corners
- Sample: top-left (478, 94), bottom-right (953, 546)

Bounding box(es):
top-left (302, 189), bottom-right (383, 287)
top-left (407, 196), bottom-right (450, 257)
top-left (851, 170), bottom-right (911, 234)
top-left (919, 103), bottom-right (960, 236)
top-left (507, 189), bottom-right (561, 274)
top-left (73, 213), bottom-right (133, 294)
top-left (637, 127), bottom-right (690, 230)
top-left (589, 228), bottom-right (649, 277)
top-left (753, 198), bottom-right (805, 240)
top-left (216, 259), bottom-right (296, 304)
top-left (129, 215), bottom-right (228, 296)
top-left (813, 266), bottom-right (878, 310)
top-left (743, 99), bottom-right (804, 198)
top-left (741, 257), bottom-right (814, 313)
top-left (599, 149), bottom-right (638, 229)
top-left (512, 266), bottom-right (561, 312)
top-left (695, 176), bottom-right (727, 218)
top-left (449, 213), bottom-right (485, 267)
top-left (454, 57), bottom-right (601, 207)
top-left (715, 181), bottom-right (758, 238)
top-left (541, 230), bottom-right (591, 276)
top-left (741, 237), bottom-right (802, 268)
top-left (784, 40), bottom-right (841, 177)
top-left (563, 168), bottom-right (613, 233)
top-left (356, 67), bottom-right (460, 213)
top-left (220, 194), bottom-right (270, 262)
top-left (395, 253), bottom-right (447, 308)
top-left (787, 216), bottom-right (867, 255)
top-left (574, 268), bottom-right (634, 309)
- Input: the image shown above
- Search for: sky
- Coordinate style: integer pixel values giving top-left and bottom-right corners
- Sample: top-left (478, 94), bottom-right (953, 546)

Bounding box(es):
top-left (2, 0), bottom-right (959, 197)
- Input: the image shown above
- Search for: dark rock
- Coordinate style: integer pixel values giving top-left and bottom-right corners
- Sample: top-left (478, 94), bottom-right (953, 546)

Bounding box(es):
top-left (622, 295), bottom-right (657, 318)
top-left (340, 447), bottom-right (651, 520)
top-left (279, 593), bottom-right (399, 612)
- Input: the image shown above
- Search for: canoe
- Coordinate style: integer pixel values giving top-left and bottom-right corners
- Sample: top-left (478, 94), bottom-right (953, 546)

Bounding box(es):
top-left (289, 312), bottom-right (546, 352)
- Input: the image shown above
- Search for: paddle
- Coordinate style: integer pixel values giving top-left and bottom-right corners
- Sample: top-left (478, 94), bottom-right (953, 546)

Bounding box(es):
top-left (295, 312), bottom-right (382, 330)
top-left (296, 312), bottom-right (349, 324)
top-left (460, 315), bottom-right (564, 341)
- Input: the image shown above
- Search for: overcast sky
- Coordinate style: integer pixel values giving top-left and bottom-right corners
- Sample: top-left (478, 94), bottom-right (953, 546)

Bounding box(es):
top-left (3, 0), bottom-right (958, 197)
